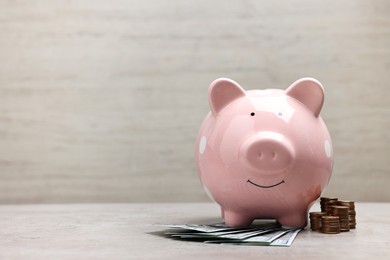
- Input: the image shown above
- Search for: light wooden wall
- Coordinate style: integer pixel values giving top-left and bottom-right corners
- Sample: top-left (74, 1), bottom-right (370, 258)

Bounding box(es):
top-left (0, 0), bottom-right (389, 203)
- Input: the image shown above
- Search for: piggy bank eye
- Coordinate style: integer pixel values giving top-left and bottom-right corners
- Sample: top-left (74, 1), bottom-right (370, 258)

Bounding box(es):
top-left (250, 112), bottom-right (255, 116)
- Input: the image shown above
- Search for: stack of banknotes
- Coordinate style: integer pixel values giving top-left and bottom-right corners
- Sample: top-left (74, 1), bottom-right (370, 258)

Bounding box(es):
top-left (157, 222), bottom-right (302, 247)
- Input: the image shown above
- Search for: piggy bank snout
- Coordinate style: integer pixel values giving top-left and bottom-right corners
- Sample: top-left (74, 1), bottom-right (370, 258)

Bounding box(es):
top-left (240, 132), bottom-right (295, 173)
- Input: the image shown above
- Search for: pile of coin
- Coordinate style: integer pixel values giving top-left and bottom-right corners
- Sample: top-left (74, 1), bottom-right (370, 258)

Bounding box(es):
top-left (337, 200), bottom-right (356, 229)
top-left (321, 216), bottom-right (340, 234)
top-left (309, 212), bottom-right (327, 231)
top-left (309, 197), bottom-right (356, 234)
top-left (320, 197), bottom-right (338, 214)
top-left (330, 206), bottom-right (349, 232)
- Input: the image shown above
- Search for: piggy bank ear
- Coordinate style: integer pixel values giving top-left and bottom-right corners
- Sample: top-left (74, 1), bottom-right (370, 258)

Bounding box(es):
top-left (285, 78), bottom-right (324, 117)
top-left (208, 78), bottom-right (246, 116)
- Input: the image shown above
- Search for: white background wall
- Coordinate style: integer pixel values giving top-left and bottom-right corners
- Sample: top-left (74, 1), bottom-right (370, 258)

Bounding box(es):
top-left (0, 0), bottom-right (389, 203)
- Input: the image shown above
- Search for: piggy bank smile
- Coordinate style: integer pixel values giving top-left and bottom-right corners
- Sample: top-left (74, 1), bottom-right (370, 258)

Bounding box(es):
top-left (247, 179), bottom-right (285, 189)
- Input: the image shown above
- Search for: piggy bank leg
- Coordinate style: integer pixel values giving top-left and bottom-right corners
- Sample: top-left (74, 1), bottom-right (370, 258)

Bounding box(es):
top-left (223, 210), bottom-right (253, 227)
top-left (277, 211), bottom-right (308, 228)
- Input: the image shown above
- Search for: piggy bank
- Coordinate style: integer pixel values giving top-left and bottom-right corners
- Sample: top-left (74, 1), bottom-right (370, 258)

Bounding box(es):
top-left (195, 78), bottom-right (333, 227)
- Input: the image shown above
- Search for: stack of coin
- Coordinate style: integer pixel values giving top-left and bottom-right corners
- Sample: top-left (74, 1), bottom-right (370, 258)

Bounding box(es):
top-left (330, 206), bottom-right (350, 232)
top-left (337, 200), bottom-right (356, 229)
top-left (309, 212), bottom-right (328, 231)
top-left (309, 197), bottom-right (357, 234)
top-left (320, 197), bottom-right (338, 214)
top-left (321, 216), bottom-right (340, 234)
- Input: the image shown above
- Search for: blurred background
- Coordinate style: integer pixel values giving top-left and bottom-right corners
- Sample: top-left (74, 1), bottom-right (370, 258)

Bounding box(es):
top-left (0, 0), bottom-right (389, 204)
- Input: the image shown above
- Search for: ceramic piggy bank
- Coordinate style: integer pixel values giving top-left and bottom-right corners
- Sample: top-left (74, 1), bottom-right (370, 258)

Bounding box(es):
top-left (195, 78), bottom-right (333, 227)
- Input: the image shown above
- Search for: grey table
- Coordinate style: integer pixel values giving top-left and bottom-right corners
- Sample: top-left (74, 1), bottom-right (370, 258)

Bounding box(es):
top-left (0, 203), bottom-right (389, 259)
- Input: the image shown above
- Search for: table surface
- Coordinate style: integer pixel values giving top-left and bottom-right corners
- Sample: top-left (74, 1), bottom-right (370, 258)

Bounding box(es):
top-left (0, 203), bottom-right (389, 259)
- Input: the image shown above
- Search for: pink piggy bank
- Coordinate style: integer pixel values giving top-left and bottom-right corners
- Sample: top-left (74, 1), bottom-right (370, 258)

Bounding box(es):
top-left (195, 78), bottom-right (333, 227)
